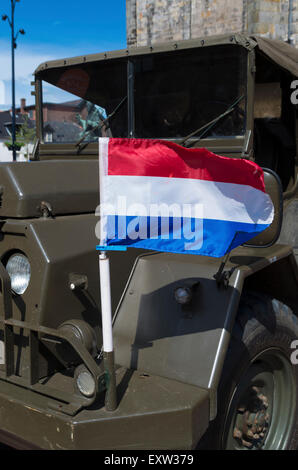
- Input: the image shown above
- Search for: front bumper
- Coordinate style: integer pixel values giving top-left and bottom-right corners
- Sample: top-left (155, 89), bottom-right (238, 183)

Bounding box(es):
top-left (0, 367), bottom-right (209, 450)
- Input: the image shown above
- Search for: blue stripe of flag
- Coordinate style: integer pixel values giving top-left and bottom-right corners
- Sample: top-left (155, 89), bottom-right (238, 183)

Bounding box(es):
top-left (103, 215), bottom-right (269, 258)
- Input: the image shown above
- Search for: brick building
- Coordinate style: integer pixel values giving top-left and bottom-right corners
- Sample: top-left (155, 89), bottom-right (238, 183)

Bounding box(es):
top-left (127, 0), bottom-right (298, 47)
top-left (15, 98), bottom-right (82, 143)
top-left (16, 98), bottom-right (80, 125)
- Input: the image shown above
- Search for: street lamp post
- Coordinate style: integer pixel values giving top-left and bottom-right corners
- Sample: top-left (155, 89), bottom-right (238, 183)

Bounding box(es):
top-left (2, 1), bottom-right (25, 162)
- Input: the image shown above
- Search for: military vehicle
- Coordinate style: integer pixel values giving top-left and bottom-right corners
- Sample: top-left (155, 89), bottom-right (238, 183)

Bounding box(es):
top-left (0, 33), bottom-right (297, 450)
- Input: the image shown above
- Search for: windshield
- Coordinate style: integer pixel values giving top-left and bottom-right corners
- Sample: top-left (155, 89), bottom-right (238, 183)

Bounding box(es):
top-left (134, 45), bottom-right (247, 139)
top-left (40, 60), bottom-right (128, 143)
top-left (39, 44), bottom-right (247, 144)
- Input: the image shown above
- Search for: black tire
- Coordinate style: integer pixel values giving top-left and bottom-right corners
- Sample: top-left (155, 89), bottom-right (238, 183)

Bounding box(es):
top-left (199, 290), bottom-right (298, 450)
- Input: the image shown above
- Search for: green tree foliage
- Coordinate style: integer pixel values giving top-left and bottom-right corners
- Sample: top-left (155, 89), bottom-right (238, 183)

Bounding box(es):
top-left (5, 115), bottom-right (36, 159)
top-left (16, 115), bottom-right (36, 159)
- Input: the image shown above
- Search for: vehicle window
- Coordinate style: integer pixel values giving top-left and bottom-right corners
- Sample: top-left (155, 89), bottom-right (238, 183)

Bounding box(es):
top-left (40, 61), bottom-right (128, 143)
top-left (134, 44), bottom-right (247, 139)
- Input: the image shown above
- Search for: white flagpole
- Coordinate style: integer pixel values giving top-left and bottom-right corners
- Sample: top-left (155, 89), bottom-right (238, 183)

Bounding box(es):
top-left (99, 251), bottom-right (117, 411)
top-left (98, 138), bottom-right (117, 411)
top-left (99, 252), bottom-right (113, 353)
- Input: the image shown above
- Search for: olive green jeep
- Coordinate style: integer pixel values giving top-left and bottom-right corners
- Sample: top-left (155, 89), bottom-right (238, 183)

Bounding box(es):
top-left (0, 33), bottom-right (296, 449)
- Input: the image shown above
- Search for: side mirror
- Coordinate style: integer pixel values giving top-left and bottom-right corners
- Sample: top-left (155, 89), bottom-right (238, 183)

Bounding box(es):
top-left (244, 168), bottom-right (283, 248)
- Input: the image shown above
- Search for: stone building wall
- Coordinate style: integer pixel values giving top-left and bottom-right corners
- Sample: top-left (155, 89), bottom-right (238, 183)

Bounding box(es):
top-left (126, 0), bottom-right (298, 47)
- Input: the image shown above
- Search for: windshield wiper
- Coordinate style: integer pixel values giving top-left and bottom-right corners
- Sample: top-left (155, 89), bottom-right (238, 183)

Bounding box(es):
top-left (179, 95), bottom-right (244, 147)
top-left (75, 95), bottom-right (128, 147)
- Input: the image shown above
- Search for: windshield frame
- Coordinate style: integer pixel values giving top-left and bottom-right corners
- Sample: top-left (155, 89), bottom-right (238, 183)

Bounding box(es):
top-left (33, 35), bottom-right (255, 160)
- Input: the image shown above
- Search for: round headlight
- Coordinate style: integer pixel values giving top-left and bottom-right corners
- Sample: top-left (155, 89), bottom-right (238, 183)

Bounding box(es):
top-left (76, 367), bottom-right (96, 398)
top-left (6, 253), bottom-right (31, 295)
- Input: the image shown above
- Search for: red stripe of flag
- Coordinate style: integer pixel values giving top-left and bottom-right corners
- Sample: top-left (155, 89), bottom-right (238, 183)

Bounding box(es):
top-left (107, 138), bottom-right (265, 193)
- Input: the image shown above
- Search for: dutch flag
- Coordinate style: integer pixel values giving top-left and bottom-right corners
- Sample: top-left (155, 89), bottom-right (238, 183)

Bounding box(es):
top-left (98, 138), bottom-right (274, 258)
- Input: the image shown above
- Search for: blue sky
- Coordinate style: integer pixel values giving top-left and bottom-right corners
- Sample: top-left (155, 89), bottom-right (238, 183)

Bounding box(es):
top-left (0, 0), bottom-right (127, 107)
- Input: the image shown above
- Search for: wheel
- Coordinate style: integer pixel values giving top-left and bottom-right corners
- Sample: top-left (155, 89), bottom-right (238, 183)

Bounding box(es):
top-left (200, 290), bottom-right (298, 450)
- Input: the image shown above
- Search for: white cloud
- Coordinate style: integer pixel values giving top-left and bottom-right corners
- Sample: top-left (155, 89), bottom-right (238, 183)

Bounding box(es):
top-left (0, 40), bottom-right (78, 106)
top-left (0, 40), bottom-right (54, 82)
top-left (0, 81), bottom-right (5, 105)
top-left (0, 39), bottom-right (58, 105)
top-left (0, 38), bottom-right (126, 107)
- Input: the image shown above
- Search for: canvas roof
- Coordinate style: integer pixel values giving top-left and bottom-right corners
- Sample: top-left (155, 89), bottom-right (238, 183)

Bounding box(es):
top-left (253, 36), bottom-right (298, 77)
top-left (35, 33), bottom-right (298, 79)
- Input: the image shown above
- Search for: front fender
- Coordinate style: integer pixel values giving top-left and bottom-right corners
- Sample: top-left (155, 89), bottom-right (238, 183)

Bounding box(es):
top-left (113, 244), bottom-right (298, 419)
